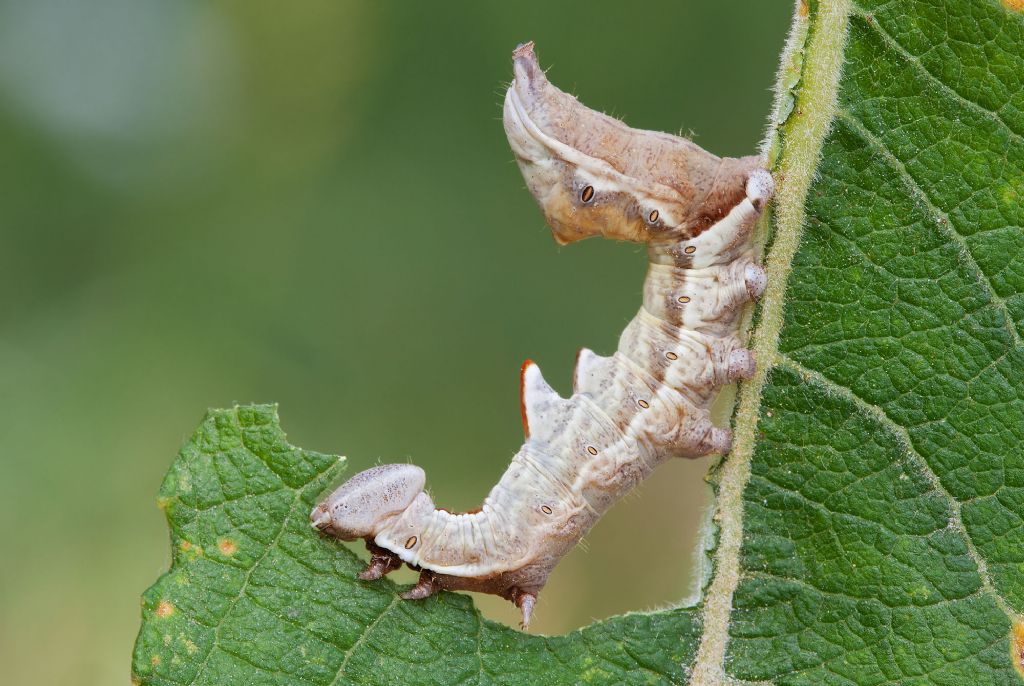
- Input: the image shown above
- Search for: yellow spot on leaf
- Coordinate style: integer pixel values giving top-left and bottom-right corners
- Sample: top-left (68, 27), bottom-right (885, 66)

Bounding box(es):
top-left (217, 538), bottom-right (238, 557)
top-left (1001, 178), bottom-right (1022, 207)
top-left (1012, 617), bottom-right (1024, 678)
top-left (179, 540), bottom-right (191, 551)
top-left (184, 638), bottom-right (198, 655)
top-left (799, 0), bottom-right (809, 17)
top-left (150, 655), bottom-right (161, 667)
top-left (163, 634), bottom-right (172, 646)
top-left (156, 600), bottom-right (175, 618)
top-left (1003, 0), bottom-right (1024, 12)
top-left (156, 497), bottom-right (172, 512)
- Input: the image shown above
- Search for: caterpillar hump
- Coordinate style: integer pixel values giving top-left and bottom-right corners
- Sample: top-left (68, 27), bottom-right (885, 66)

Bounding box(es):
top-left (313, 41), bottom-right (773, 630)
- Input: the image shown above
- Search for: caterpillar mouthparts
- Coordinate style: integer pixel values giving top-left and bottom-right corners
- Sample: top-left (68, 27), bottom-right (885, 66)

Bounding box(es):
top-left (313, 41), bottom-right (773, 631)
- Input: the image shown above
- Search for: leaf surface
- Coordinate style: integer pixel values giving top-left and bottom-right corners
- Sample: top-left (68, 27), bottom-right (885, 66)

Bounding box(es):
top-left (725, 1), bottom-right (1024, 684)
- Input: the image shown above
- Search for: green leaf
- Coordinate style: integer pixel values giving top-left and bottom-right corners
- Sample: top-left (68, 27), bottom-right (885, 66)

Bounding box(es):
top-left (718, 0), bottom-right (1024, 684)
top-left (131, 405), bottom-right (701, 685)
top-left (132, 1), bottom-right (1024, 684)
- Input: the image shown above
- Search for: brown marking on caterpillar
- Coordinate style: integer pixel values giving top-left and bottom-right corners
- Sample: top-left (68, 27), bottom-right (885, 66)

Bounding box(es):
top-left (358, 542), bottom-right (404, 581)
top-left (504, 42), bottom-right (761, 245)
top-left (313, 41), bottom-right (774, 630)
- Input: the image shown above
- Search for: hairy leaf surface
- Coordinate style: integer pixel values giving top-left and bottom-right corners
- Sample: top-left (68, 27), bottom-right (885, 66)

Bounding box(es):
top-left (726, 1), bottom-right (1024, 684)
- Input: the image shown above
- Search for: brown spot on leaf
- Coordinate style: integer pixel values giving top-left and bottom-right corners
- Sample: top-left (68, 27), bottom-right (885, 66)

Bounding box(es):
top-left (155, 600), bottom-right (175, 618)
top-left (799, 0), bottom-right (809, 17)
top-left (150, 655), bottom-right (161, 667)
top-left (1004, 0), bottom-right (1024, 11)
top-left (217, 539), bottom-right (238, 557)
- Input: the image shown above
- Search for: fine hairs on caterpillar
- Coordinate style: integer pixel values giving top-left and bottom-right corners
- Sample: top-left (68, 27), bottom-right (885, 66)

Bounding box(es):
top-left (312, 42), bottom-right (774, 629)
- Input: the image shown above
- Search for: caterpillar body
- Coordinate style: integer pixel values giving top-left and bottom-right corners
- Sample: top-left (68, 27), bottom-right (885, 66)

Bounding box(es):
top-left (312, 42), bottom-right (773, 629)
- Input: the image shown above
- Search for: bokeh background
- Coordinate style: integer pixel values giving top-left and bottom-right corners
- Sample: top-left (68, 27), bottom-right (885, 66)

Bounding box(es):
top-left (0, 1), bottom-right (791, 683)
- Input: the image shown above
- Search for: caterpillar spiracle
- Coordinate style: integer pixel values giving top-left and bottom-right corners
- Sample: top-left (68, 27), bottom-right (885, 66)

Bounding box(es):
top-left (311, 42), bottom-right (774, 629)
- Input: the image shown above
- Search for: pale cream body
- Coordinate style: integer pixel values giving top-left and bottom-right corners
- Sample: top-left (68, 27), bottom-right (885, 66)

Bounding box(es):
top-left (312, 42), bottom-right (773, 627)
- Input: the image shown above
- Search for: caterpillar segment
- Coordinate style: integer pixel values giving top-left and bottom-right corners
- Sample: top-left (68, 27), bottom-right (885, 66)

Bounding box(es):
top-left (311, 41), bottom-right (774, 630)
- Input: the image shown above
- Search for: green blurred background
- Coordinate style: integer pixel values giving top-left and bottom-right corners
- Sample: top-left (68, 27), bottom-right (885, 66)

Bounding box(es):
top-left (0, 1), bottom-right (790, 683)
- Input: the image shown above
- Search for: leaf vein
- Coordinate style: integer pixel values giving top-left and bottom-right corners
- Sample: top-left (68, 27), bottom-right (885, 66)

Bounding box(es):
top-left (774, 353), bottom-right (1014, 620)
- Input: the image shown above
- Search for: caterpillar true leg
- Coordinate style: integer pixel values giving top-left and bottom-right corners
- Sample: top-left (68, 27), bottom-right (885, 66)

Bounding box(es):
top-left (312, 42), bottom-right (774, 630)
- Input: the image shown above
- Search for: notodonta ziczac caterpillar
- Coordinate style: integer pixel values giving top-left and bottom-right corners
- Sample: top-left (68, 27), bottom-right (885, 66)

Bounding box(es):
top-left (311, 41), bottom-right (774, 630)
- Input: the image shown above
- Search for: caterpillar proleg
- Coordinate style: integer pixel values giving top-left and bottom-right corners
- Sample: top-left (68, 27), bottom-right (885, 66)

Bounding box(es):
top-left (312, 42), bottom-right (773, 630)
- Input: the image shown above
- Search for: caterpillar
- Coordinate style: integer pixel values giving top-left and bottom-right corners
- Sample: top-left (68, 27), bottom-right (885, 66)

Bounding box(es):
top-left (311, 42), bottom-right (773, 629)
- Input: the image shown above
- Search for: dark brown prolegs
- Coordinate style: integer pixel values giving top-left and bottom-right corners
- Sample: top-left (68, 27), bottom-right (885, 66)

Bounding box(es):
top-left (400, 570), bottom-right (442, 600)
top-left (355, 540), bottom-right (540, 629)
top-left (358, 541), bottom-right (403, 581)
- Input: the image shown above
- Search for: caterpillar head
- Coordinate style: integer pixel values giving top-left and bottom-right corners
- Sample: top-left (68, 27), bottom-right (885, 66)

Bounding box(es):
top-left (503, 41), bottom-right (761, 245)
top-left (311, 464), bottom-right (426, 541)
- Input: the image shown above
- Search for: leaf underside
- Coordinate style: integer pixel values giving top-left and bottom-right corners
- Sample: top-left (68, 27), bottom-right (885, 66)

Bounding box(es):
top-left (132, 1), bottom-right (1024, 684)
